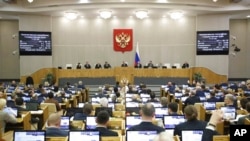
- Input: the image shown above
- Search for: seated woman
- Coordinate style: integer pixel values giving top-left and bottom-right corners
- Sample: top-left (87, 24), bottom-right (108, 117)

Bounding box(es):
top-left (0, 98), bottom-right (17, 134)
top-left (74, 103), bottom-right (93, 121)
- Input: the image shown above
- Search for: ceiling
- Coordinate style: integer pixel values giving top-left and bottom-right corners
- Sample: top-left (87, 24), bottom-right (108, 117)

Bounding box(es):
top-left (0, 0), bottom-right (250, 20)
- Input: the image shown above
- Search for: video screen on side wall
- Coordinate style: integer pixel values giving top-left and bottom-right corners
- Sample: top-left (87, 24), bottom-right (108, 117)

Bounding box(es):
top-left (19, 31), bottom-right (52, 56)
top-left (196, 30), bottom-right (229, 55)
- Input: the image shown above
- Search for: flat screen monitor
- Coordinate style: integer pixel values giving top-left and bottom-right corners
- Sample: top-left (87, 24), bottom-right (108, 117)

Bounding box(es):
top-left (13, 130), bottom-right (46, 141)
top-left (125, 116), bottom-right (141, 130)
top-left (19, 31), bottom-right (52, 56)
top-left (126, 131), bottom-right (158, 141)
top-left (182, 130), bottom-right (203, 141)
top-left (60, 116), bottom-right (70, 130)
top-left (86, 116), bottom-right (97, 130)
top-left (126, 102), bottom-right (139, 107)
top-left (149, 102), bottom-right (162, 108)
top-left (163, 115), bottom-right (185, 129)
top-left (203, 102), bottom-right (216, 111)
top-left (220, 106), bottom-right (236, 120)
top-left (69, 131), bottom-right (100, 141)
top-left (196, 30), bottom-right (229, 55)
top-left (126, 107), bottom-right (140, 116)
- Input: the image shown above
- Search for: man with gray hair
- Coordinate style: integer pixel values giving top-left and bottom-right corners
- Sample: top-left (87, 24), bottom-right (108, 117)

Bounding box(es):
top-left (46, 113), bottom-right (68, 137)
top-left (128, 103), bottom-right (165, 133)
top-left (224, 93), bottom-right (237, 109)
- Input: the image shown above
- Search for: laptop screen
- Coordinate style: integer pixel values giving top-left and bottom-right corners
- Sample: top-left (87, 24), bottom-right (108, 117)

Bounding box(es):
top-left (86, 116), bottom-right (97, 129)
top-left (3, 107), bottom-right (18, 117)
top-left (14, 131), bottom-right (46, 141)
top-left (182, 130), bottom-right (203, 141)
top-left (126, 131), bottom-right (158, 141)
top-left (60, 116), bottom-right (70, 130)
top-left (220, 106), bottom-right (236, 120)
top-left (155, 107), bottom-right (168, 118)
top-left (69, 131), bottom-right (100, 141)
top-left (125, 116), bottom-right (141, 130)
top-left (78, 102), bottom-right (85, 108)
top-left (163, 115), bottom-right (185, 129)
top-left (203, 102), bottom-right (216, 111)
top-left (126, 102), bottom-right (139, 107)
top-left (149, 102), bottom-right (162, 108)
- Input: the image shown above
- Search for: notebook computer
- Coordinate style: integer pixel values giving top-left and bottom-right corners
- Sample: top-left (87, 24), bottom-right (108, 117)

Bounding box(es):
top-left (125, 107), bottom-right (140, 116)
top-left (86, 116), bottom-right (97, 129)
top-left (3, 107), bottom-right (18, 117)
top-left (203, 102), bottom-right (216, 111)
top-left (181, 130), bottom-right (203, 141)
top-left (60, 116), bottom-right (70, 131)
top-left (13, 130), bottom-right (46, 141)
top-left (26, 102), bottom-right (39, 111)
top-left (125, 115), bottom-right (141, 130)
top-left (126, 130), bottom-right (158, 141)
top-left (126, 102), bottom-right (139, 107)
top-left (155, 107), bottom-right (168, 118)
top-left (69, 131), bottom-right (100, 141)
top-left (220, 106), bottom-right (236, 120)
top-left (163, 115), bottom-right (185, 129)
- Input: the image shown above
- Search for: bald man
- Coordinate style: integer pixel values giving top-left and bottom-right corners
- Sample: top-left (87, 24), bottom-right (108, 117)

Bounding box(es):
top-left (46, 113), bottom-right (68, 137)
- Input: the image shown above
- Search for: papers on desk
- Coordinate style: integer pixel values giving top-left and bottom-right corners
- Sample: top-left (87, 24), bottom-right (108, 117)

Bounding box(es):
top-left (30, 110), bottom-right (43, 114)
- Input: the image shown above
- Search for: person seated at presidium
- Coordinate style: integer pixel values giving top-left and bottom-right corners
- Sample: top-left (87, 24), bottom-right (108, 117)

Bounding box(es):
top-left (76, 62), bottom-right (82, 69)
top-left (46, 113), bottom-right (68, 137)
top-left (128, 103), bottom-right (165, 133)
top-left (182, 62), bottom-right (189, 68)
top-left (95, 110), bottom-right (118, 136)
top-left (44, 92), bottom-right (61, 112)
top-left (84, 61), bottom-right (91, 69)
top-left (0, 99), bottom-right (17, 134)
top-left (135, 61), bottom-right (142, 68)
top-left (95, 63), bottom-right (102, 69)
top-left (121, 61), bottom-right (128, 67)
top-left (147, 60), bottom-right (154, 68)
top-left (103, 61), bottom-right (111, 69)
top-left (74, 103), bottom-right (93, 121)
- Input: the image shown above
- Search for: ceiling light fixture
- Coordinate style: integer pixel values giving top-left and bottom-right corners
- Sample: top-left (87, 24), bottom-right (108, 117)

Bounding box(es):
top-left (213, 0), bottom-right (218, 2)
top-left (27, 0), bottom-right (33, 3)
top-left (168, 11), bottom-right (184, 20)
top-left (135, 10), bottom-right (148, 19)
top-left (99, 10), bottom-right (112, 19)
top-left (65, 12), bottom-right (78, 20)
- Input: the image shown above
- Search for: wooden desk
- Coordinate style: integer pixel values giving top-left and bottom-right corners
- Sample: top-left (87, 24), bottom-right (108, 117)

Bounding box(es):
top-left (1, 131), bottom-right (13, 141)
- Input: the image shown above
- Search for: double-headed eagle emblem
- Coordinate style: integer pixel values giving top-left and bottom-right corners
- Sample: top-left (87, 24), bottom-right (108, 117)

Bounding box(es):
top-left (115, 32), bottom-right (131, 48)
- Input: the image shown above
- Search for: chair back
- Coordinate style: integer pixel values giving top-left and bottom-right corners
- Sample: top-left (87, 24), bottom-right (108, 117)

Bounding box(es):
top-left (213, 135), bottom-right (229, 141)
top-left (40, 103), bottom-right (57, 115)
top-left (46, 136), bottom-right (68, 141)
top-left (101, 136), bottom-right (122, 141)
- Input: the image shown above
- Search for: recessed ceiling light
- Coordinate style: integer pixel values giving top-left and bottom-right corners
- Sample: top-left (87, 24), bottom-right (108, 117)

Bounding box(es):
top-left (213, 0), bottom-right (218, 2)
top-left (247, 15), bottom-right (250, 18)
top-left (120, 0), bottom-right (125, 2)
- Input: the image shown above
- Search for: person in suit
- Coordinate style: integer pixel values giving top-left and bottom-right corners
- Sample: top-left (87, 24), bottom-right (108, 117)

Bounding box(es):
top-left (74, 103), bottom-right (93, 121)
top-left (76, 62), bottom-right (82, 69)
top-left (147, 92), bottom-right (159, 102)
top-left (201, 110), bottom-right (223, 141)
top-left (0, 99), bottom-right (17, 134)
top-left (45, 113), bottom-right (68, 137)
top-left (95, 63), bottom-right (102, 69)
top-left (147, 60), bottom-right (154, 68)
top-left (44, 92), bottom-right (61, 111)
top-left (14, 97), bottom-right (27, 111)
top-left (206, 91), bottom-right (220, 102)
top-left (174, 105), bottom-right (207, 140)
top-left (237, 101), bottom-right (250, 125)
top-left (135, 61), bottom-right (142, 68)
top-left (121, 61), bottom-right (128, 67)
top-left (168, 102), bottom-right (179, 115)
top-left (224, 93), bottom-right (237, 109)
top-left (160, 97), bottom-right (168, 108)
top-left (103, 61), bottom-right (111, 69)
top-left (128, 103), bottom-right (165, 133)
top-left (84, 61), bottom-right (91, 69)
top-left (182, 62), bottom-right (189, 68)
top-left (95, 110), bottom-right (118, 136)
top-left (184, 90), bottom-right (201, 106)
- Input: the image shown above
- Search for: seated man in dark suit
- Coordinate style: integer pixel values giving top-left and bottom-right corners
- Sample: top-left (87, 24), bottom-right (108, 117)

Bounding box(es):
top-left (184, 91), bottom-right (201, 106)
top-left (201, 110), bottom-right (223, 141)
top-left (134, 61), bottom-right (142, 68)
top-left (182, 62), bottom-right (189, 68)
top-left (76, 62), bottom-right (82, 69)
top-left (174, 105), bottom-right (207, 140)
top-left (74, 103), bottom-right (93, 121)
top-left (95, 111), bottom-right (118, 136)
top-left (147, 92), bottom-right (159, 103)
top-left (121, 61), bottom-right (128, 67)
top-left (103, 61), bottom-right (111, 69)
top-left (14, 97), bottom-right (27, 111)
top-left (45, 113), bottom-right (68, 137)
top-left (44, 92), bottom-right (61, 112)
top-left (84, 61), bottom-right (91, 69)
top-left (128, 103), bottom-right (165, 133)
top-left (168, 102), bottom-right (179, 115)
top-left (95, 63), bottom-right (102, 69)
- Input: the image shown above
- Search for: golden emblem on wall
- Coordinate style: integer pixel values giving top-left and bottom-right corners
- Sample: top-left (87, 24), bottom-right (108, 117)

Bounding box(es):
top-left (115, 32), bottom-right (131, 48)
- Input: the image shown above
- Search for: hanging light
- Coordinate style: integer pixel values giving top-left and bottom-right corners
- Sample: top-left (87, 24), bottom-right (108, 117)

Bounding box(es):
top-left (135, 10), bottom-right (148, 19)
top-left (99, 10), bottom-right (112, 19)
top-left (64, 12), bottom-right (78, 20)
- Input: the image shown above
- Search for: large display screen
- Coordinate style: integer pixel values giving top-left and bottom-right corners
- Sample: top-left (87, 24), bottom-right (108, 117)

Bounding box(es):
top-left (19, 31), bottom-right (52, 55)
top-left (196, 30), bottom-right (229, 55)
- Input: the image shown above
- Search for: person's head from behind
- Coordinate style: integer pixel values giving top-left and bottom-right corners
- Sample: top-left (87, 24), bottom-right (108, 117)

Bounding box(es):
top-left (153, 131), bottom-right (174, 141)
top-left (83, 103), bottom-right (93, 115)
top-left (15, 97), bottom-right (24, 106)
top-left (240, 98), bottom-right (249, 110)
top-left (47, 113), bottom-right (61, 128)
top-left (150, 92), bottom-right (156, 99)
top-left (245, 102), bottom-right (250, 113)
top-left (0, 98), bottom-right (6, 110)
top-left (184, 105), bottom-right (198, 121)
top-left (168, 102), bottom-right (178, 114)
top-left (140, 103), bottom-right (155, 120)
top-left (160, 97), bottom-right (168, 107)
top-left (224, 94), bottom-right (235, 106)
top-left (99, 97), bottom-right (108, 107)
top-left (48, 92), bottom-right (54, 99)
top-left (96, 110), bottom-right (110, 126)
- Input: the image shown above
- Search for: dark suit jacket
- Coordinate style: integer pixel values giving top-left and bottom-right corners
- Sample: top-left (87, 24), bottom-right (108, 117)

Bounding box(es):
top-left (44, 98), bottom-right (61, 111)
top-left (128, 122), bottom-right (165, 134)
top-left (174, 119), bottom-right (207, 140)
top-left (95, 127), bottom-right (118, 136)
top-left (201, 128), bottom-right (219, 141)
top-left (84, 64), bottom-right (91, 69)
top-left (237, 114), bottom-right (250, 125)
top-left (46, 127), bottom-right (68, 137)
